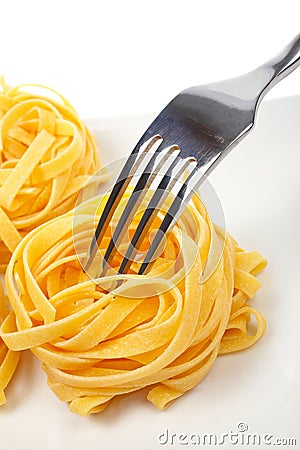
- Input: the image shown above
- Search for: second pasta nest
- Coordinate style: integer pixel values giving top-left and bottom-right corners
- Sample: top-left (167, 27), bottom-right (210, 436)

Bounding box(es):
top-left (0, 79), bottom-right (100, 271)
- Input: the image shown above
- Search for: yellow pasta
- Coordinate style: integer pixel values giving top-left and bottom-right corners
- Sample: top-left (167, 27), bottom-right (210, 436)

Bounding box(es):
top-left (0, 78), bottom-right (101, 272)
top-left (0, 191), bottom-right (267, 416)
top-left (0, 78), bottom-right (104, 405)
top-left (0, 280), bottom-right (20, 405)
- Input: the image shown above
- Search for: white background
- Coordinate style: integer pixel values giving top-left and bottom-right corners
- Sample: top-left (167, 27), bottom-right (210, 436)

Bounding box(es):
top-left (0, 0), bottom-right (299, 119)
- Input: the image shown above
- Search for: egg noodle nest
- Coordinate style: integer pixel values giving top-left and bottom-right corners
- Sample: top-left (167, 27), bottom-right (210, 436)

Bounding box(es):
top-left (1, 188), bottom-right (267, 416)
top-left (0, 78), bottom-right (100, 271)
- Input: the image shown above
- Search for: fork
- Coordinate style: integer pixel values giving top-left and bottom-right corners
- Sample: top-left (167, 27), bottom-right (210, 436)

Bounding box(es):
top-left (85, 33), bottom-right (300, 278)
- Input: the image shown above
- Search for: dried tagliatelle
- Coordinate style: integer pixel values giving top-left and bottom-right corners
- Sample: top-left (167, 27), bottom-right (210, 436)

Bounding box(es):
top-left (0, 281), bottom-right (20, 405)
top-left (0, 191), bottom-right (267, 416)
top-left (0, 78), bottom-right (101, 271)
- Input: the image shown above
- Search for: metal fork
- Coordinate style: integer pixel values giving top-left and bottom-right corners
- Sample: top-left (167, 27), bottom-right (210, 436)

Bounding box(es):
top-left (85, 33), bottom-right (300, 278)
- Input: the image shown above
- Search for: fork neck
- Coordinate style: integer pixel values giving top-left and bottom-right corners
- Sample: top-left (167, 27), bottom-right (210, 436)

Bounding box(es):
top-left (254, 32), bottom-right (300, 102)
top-left (207, 33), bottom-right (300, 105)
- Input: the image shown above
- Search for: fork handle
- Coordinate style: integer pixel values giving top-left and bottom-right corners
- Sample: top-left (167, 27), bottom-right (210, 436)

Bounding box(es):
top-left (211, 33), bottom-right (300, 102)
top-left (257, 32), bottom-right (300, 100)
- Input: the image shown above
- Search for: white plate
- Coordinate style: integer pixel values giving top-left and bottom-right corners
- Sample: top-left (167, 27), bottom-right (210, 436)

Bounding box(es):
top-left (1, 96), bottom-right (300, 450)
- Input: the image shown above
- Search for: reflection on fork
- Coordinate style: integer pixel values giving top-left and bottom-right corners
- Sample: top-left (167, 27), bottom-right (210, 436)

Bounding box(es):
top-left (84, 33), bottom-right (300, 278)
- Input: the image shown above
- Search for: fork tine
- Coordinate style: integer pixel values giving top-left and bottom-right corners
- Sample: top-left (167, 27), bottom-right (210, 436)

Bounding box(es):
top-left (138, 164), bottom-right (200, 275)
top-left (84, 135), bottom-right (162, 272)
top-left (97, 144), bottom-right (180, 277)
top-left (118, 156), bottom-right (197, 274)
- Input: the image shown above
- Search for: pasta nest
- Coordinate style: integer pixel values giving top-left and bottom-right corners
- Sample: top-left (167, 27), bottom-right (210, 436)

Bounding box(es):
top-left (0, 192), bottom-right (267, 416)
top-left (0, 79), bottom-right (100, 271)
